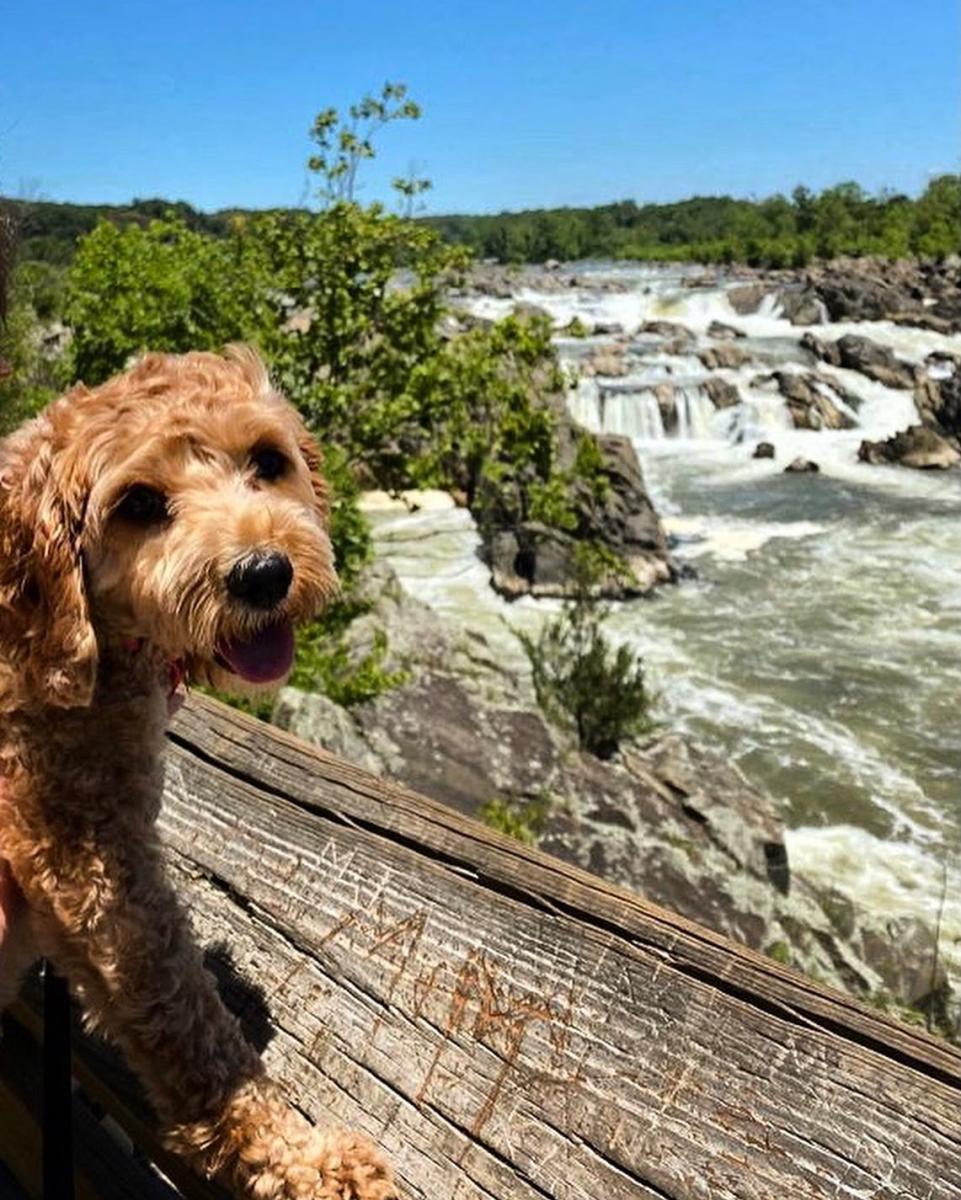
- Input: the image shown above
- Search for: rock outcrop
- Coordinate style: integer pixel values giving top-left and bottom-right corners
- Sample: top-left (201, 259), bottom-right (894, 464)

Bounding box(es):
top-left (726, 282), bottom-right (769, 314)
top-left (702, 376), bottom-right (741, 409)
top-left (698, 342), bottom-right (752, 370)
top-left (809, 272), bottom-right (913, 322)
top-left (805, 258), bottom-right (961, 331)
top-left (477, 414), bottom-right (671, 599)
top-left (915, 367), bottom-right (961, 436)
top-left (801, 332), bottom-right (916, 389)
top-left (777, 288), bottom-right (826, 326)
top-left (715, 259), bottom-right (961, 335)
top-left (756, 370), bottom-right (857, 430)
top-left (638, 319), bottom-right (691, 343)
top-left (858, 426), bottom-right (961, 470)
top-left (273, 561), bottom-right (947, 1012)
top-left (860, 365), bottom-right (961, 470)
top-left (581, 345), bottom-right (630, 377)
top-left (707, 320), bottom-right (745, 339)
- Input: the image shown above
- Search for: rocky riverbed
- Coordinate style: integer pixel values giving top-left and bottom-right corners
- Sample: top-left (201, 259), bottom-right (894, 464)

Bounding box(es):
top-left (280, 258), bottom-right (961, 1034)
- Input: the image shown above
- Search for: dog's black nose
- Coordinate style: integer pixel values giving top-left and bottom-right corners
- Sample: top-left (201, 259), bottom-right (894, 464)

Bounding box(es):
top-left (227, 552), bottom-right (293, 610)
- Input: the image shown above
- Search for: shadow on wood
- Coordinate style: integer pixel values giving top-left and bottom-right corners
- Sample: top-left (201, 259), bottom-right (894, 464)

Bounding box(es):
top-left (2, 693), bottom-right (960, 1198)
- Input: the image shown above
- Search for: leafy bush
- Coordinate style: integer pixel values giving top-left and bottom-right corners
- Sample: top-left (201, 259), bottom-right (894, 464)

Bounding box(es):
top-left (520, 557), bottom-right (654, 758)
top-left (478, 795), bottom-right (550, 844)
top-left (0, 260), bottom-right (64, 436)
top-left (64, 216), bottom-right (264, 385)
top-left (289, 619), bottom-right (407, 707)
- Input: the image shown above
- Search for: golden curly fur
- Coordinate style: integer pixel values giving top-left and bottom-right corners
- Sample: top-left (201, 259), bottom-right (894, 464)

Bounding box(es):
top-left (0, 347), bottom-right (397, 1199)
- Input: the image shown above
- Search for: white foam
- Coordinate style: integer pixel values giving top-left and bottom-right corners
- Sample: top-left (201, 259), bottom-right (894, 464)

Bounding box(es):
top-left (787, 825), bottom-right (961, 979)
top-left (663, 514), bottom-right (826, 562)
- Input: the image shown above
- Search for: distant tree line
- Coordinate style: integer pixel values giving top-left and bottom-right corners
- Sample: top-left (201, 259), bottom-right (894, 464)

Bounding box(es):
top-left (426, 177), bottom-right (961, 267)
top-left (4, 175), bottom-right (958, 270)
top-left (2, 196), bottom-right (239, 264)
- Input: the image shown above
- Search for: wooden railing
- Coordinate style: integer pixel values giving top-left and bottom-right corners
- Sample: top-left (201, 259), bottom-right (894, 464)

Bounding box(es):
top-left (2, 694), bottom-right (960, 1198)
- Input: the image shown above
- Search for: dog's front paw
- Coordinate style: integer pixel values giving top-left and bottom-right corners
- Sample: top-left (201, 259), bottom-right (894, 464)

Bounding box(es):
top-left (174, 1081), bottom-right (399, 1200)
top-left (288, 1127), bottom-right (398, 1200)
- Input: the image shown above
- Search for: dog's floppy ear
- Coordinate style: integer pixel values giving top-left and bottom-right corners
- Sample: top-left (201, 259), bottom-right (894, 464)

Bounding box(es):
top-left (0, 405), bottom-right (98, 710)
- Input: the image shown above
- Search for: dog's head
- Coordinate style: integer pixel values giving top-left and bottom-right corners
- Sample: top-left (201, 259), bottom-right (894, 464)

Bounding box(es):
top-left (0, 345), bottom-right (338, 709)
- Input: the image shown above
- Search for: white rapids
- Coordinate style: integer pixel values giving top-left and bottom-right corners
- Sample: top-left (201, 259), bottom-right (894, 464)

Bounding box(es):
top-left (374, 264), bottom-right (961, 990)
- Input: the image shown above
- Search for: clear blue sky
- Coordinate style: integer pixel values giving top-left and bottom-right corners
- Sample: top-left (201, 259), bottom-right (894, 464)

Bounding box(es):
top-left (2, 0), bottom-right (957, 215)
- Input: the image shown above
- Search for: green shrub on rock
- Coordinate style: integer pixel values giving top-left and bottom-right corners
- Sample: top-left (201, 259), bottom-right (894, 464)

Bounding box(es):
top-left (520, 554), bottom-right (654, 758)
top-left (478, 795), bottom-right (550, 844)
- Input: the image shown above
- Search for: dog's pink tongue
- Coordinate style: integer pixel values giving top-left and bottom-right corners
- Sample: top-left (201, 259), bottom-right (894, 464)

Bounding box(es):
top-left (217, 621), bottom-right (294, 684)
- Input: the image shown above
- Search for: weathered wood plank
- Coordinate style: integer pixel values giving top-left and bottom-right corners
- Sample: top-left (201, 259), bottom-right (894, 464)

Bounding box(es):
top-left (144, 695), bottom-right (961, 1200)
top-left (169, 700), bottom-right (959, 1079)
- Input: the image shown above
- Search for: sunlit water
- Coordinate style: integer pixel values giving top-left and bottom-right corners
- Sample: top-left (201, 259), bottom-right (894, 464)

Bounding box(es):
top-left (371, 264), bottom-right (961, 976)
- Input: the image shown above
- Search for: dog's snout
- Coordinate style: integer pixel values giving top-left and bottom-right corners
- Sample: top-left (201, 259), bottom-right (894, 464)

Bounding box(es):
top-left (226, 551), bottom-right (293, 610)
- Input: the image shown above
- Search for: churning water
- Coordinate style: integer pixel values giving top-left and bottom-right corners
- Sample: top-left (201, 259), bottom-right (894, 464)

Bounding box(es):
top-left (377, 265), bottom-right (961, 977)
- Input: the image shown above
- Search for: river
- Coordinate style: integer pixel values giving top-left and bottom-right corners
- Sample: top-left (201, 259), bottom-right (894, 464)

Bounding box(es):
top-left (371, 263), bottom-right (961, 986)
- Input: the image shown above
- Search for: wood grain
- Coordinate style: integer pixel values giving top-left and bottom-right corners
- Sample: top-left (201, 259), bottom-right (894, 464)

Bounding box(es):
top-left (3, 693), bottom-right (959, 1199)
top-left (163, 696), bottom-right (961, 1199)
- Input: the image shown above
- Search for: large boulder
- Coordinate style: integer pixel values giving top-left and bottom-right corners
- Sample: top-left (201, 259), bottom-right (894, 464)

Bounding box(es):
top-left (758, 371), bottom-right (856, 430)
top-left (792, 259), bottom-right (961, 332)
top-left (702, 376), bottom-right (741, 410)
top-left (583, 346), bottom-right (630, 377)
top-left (636, 319), bottom-right (695, 344)
top-left (801, 332), bottom-right (915, 390)
top-left (697, 342), bottom-right (752, 370)
top-left (810, 271), bottom-right (914, 322)
top-left (858, 425), bottom-right (961, 469)
top-left (707, 320), bottom-right (745, 339)
top-left (726, 283), bottom-right (770, 314)
top-left (915, 368), bottom-right (961, 437)
top-left (777, 289), bottom-right (826, 326)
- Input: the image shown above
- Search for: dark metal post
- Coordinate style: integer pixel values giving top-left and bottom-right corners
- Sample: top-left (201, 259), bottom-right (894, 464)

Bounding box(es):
top-left (41, 961), bottom-right (74, 1200)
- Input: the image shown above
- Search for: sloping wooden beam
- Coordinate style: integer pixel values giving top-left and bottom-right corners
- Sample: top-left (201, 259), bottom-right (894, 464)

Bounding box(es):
top-left (162, 697), bottom-right (961, 1199)
top-left (3, 693), bottom-right (960, 1198)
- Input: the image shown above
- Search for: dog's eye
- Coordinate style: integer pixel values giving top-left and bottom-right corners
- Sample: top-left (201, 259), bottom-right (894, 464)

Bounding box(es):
top-left (251, 447), bottom-right (288, 482)
top-left (115, 485), bottom-right (168, 524)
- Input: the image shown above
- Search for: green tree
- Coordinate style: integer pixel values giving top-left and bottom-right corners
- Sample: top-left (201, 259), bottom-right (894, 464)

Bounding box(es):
top-left (519, 553), bottom-right (654, 759)
top-left (64, 215), bottom-right (264, 384)
top-left (307, 81), bottom-right (427, 206)
top-left (911, 175), bottom-right (961, 258)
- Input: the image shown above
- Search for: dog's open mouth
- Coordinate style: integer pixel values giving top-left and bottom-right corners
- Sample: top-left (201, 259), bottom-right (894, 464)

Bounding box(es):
top-left (215, 619), bottom-right (295, 684)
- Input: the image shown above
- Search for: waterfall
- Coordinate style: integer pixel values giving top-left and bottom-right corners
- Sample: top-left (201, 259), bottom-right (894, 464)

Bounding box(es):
top-left (568, 377), bottom-right (727, 442)
top-left (675, 387), bottom-right (717, 438)
top-left (568, 377), bottom-right (603, 433)
top-left (601, 390), bottom-right (666, 439)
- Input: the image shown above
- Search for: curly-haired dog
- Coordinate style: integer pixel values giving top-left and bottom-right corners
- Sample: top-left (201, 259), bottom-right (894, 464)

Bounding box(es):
top-left (0, 347), bottom-right (397, 1199)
